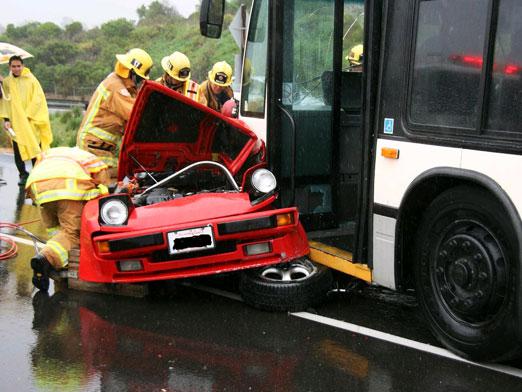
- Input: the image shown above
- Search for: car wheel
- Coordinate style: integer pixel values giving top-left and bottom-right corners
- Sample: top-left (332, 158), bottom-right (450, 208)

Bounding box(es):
top-left (414, 185), bottom-right (521, 361)
top-left (239, 257), bottom-right (333, 312)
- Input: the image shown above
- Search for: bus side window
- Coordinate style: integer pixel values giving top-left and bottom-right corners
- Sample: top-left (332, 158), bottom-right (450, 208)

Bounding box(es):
top-left (486, 0), bottom-right (522, 134)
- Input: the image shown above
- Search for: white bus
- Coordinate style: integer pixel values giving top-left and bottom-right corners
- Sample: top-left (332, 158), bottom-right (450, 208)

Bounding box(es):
top-left (201, 0), bottom-right (522, 362)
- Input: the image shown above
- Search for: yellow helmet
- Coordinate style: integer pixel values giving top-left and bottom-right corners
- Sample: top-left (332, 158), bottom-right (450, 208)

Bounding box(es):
top-left (116, 48), bottom-right (153, 79)
top-left (208, 61), bottom-right (233, 87)
top-left (161, 51), bottom-right (191, 82)
top-left (346, 44), bottom-right (364, 66)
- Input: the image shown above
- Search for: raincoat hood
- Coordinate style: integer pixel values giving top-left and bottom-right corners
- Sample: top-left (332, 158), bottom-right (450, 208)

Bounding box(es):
top-left (118, 81), bottom-right (258, 180)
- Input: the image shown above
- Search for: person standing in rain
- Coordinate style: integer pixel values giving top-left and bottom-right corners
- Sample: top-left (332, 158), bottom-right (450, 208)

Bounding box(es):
top-left (156, 51), bottom-right (199, 101)
top-left (76, 48), bottom-right (153, 180)
top-left (0, 56), bottom-right (53, 186)
top-left (198, 61), bottom-right (235, 112)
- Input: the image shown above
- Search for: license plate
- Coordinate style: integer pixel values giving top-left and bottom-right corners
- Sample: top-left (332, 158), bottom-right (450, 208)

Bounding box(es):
top-left (167, 225), bottom-right (215, 255)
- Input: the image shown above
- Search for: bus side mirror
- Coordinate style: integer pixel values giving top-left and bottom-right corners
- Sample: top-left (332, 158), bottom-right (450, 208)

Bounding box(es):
top-left (200, 0), bottom-right (225, 38)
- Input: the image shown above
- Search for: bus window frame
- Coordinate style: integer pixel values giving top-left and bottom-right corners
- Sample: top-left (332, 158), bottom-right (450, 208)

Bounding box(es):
top-left (400, 0), bottom-right (522, 151)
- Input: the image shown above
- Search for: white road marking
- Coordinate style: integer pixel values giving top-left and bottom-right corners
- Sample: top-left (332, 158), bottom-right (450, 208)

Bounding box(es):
top-left (6, 232), bottom-right (520, 379)
top-left (181, 282), bottom-right (244, 302)
top-left (183, 282), bottom-right (522, 379)
top-left (0, 233), bottom-right (44, 249)
top-left (292, 311), bottom-right (522, 379)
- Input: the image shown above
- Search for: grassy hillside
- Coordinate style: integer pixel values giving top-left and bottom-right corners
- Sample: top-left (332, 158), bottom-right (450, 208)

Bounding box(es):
top-left (0, 1), bottom-right (250, 96)
top-left (0, 1), bottom-right (251, 147)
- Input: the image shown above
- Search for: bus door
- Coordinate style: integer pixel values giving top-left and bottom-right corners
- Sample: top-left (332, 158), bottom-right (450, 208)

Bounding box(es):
top-left (267, 0), bottom-right (366, 254)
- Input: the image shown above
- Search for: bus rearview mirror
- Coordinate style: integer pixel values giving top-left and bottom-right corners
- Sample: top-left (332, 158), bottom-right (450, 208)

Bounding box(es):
top-left (200, 0), bottom-right (225, 39)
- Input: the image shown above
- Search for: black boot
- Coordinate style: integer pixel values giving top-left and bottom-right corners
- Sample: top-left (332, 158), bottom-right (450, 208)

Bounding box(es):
top-left (31, 254), bottom-right (53, 291)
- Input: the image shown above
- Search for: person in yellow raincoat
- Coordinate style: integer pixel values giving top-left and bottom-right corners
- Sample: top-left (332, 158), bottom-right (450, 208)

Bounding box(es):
top-left (26, 146), bottom-right (110, 291)
top-left (76, 48), bottom-right (153, 180)
top-left (156, 51), bottom-right (199, 101)
top-left (197, 61), bottom-right (235, 112)
top-left (0, 56), bottom-right (53, 185)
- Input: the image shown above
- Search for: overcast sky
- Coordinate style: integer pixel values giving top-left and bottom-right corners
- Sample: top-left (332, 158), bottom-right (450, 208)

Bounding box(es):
top-left (2, 0), bottom-right (199, 28)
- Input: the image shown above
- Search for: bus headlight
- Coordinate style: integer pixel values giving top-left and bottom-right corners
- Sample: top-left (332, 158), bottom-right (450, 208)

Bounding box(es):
top-left (251, 169), bottom-right (277, 194)
top-left (100, 199), bottom-right (129, 226)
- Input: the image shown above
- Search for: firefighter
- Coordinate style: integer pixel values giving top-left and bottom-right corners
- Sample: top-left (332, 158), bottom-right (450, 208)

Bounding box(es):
top-left (26, 147), bottom-right (110, 291)
top-left (76, 48), bottom-right (153, 179)
top-left (346, 44), bottom-right (363, 71)
top-left (156, 51), bottom-right (199, 101)
top-left (198, 61), bottom-right (234, 112)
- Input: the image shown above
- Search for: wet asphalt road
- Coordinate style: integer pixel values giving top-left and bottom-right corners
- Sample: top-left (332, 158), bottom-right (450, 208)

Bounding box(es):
top-left (1, 153), bottom-right (522, 391)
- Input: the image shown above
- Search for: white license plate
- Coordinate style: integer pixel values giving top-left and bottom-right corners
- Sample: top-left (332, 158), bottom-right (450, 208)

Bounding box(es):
top-left (167, 225), bottom-right (215, 255)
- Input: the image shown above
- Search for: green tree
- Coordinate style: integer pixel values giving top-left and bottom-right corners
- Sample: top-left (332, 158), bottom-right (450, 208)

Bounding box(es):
top-left (65, 22), bottom-right (83, 40)
top-left (100, 19), bottom-right (135, 39)
top-left (36, 41), bottom-right (79, 66)
top-left (137, 0), bottom-right (182, 25)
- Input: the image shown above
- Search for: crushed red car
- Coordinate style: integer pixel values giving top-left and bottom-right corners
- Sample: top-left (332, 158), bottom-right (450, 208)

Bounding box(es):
top-left (78, 81), bottom-right (332, 310)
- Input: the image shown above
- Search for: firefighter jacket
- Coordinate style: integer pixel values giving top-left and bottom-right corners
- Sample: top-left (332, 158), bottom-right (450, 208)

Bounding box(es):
top-left (197, 80), bottom-right (234, 112)
top-left (0, 67), bottom-right (53, 161)
top-left (76, 72), bottom-right (137, 151)
top-left (26, 147), bottom-right (110, 206)
top-left (156, 76), bottom-right (200, 101)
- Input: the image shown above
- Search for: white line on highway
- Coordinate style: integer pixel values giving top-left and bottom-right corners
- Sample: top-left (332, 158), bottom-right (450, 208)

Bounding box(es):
top-left (6, 232), bottom-right (520, 379)
top-left (181, 282), bottom-right (244, 302)
top-left (292, 311), bottom-right (522, 379)
top-left (183, 282), bottom-right (522, 379)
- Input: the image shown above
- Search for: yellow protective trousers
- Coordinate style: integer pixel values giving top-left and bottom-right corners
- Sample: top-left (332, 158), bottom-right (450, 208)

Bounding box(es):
top-left (39, 199), bottom-right (85, 269)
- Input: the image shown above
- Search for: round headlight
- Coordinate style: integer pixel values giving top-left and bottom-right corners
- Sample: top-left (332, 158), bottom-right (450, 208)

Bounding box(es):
top-left (100, 199), bottom-right (128, 225)
top-left (251, 169), bottom-right (277, 194)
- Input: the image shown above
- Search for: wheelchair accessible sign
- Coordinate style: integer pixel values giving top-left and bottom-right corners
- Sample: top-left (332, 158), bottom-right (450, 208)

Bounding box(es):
top-left (384, 118), bottom-right (394, 135)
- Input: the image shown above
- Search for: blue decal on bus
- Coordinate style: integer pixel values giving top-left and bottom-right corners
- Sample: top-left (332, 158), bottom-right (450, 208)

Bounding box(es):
top-left (384, 118), bottom-right (394, 134)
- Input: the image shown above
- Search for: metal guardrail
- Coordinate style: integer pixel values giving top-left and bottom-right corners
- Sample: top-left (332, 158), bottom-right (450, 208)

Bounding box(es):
top-left (47, 98), bottom-right (87, 111)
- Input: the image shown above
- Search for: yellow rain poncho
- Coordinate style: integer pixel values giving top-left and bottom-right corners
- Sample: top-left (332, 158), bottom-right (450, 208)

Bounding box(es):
top-left (0, 67), bottom-right (53, 161)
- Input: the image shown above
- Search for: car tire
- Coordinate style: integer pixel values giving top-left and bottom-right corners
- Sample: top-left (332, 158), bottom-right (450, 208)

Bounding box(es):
top-left (414, 185), bottom-right (521, 362)
top-left (239, 257), bottom-right (333, 312)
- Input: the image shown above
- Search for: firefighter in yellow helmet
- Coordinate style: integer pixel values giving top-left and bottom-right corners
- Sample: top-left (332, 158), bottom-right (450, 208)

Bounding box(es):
top-left (198, 61), bottom-right (234, 112)
top-left (156, 51), bottom-right (199, 101)
top-left (346, 44), bottom-right (363, 71)
top-left (26, 147), bottom-right (110, 291)
top-left (76, 48), bottom-right (153, 179)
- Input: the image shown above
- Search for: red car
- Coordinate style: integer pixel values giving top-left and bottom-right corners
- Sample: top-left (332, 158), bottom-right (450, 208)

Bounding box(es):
top-left (78, 81), bottom-right (331, 310)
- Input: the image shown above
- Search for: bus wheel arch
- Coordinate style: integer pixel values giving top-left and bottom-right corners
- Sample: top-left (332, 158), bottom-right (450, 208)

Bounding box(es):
top-left (396, 168), bottom-right (522, 291)
top-left (396, 170), bottom-right (522, 361)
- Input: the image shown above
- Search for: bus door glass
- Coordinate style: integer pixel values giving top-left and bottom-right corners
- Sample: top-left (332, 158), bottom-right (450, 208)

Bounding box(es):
top-left (277, 0), bottom-right (337, 233)
top-left (275, 0), bottom-right (365, 252)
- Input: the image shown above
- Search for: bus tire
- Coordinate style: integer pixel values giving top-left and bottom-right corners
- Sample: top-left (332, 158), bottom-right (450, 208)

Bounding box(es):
top-left (239, 257), bottom-right (333, 312)
top-left (414, 185), bottom-right (521, 362)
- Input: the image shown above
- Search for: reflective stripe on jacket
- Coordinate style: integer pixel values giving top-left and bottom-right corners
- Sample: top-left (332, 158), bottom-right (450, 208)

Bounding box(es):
top-left (26, 147), bottom-right (110, 205)
top-left (156, 76), bottom-right (200, 101)
top-left (77, 72), bottom-right (136, 149)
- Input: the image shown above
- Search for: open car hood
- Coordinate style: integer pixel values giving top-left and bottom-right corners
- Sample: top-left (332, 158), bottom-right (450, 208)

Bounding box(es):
top-left (118, 81), bottom-right (259, 180)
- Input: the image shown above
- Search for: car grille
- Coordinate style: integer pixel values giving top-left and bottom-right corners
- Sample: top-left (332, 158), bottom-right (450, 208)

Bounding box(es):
top-left (151, 240), bottom-right (237, 262)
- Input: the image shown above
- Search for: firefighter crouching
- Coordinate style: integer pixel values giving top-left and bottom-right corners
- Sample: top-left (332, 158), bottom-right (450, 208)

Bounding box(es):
top-left (198, 61), bottom-right (234, 112)
top-left (76, 48), bottom-right (153, 180)
top-left (157, 51), bottom-right (199, 101)
top-left (26, 147), bottom-right (111, 291)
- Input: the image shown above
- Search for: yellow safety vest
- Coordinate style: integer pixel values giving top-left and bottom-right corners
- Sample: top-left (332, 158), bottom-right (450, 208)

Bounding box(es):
top-left (26, 147), bottom-right (109, 205)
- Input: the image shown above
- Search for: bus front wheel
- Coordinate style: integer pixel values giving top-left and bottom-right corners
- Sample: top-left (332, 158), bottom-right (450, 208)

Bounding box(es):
top-left (414, 185), bottom-right (520, 362)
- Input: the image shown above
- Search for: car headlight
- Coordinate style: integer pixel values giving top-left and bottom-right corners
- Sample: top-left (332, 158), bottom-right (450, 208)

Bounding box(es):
top-left (251, 169), bottom-right (277, 194)
top-left (100, 199), bottom-right (129, 225)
